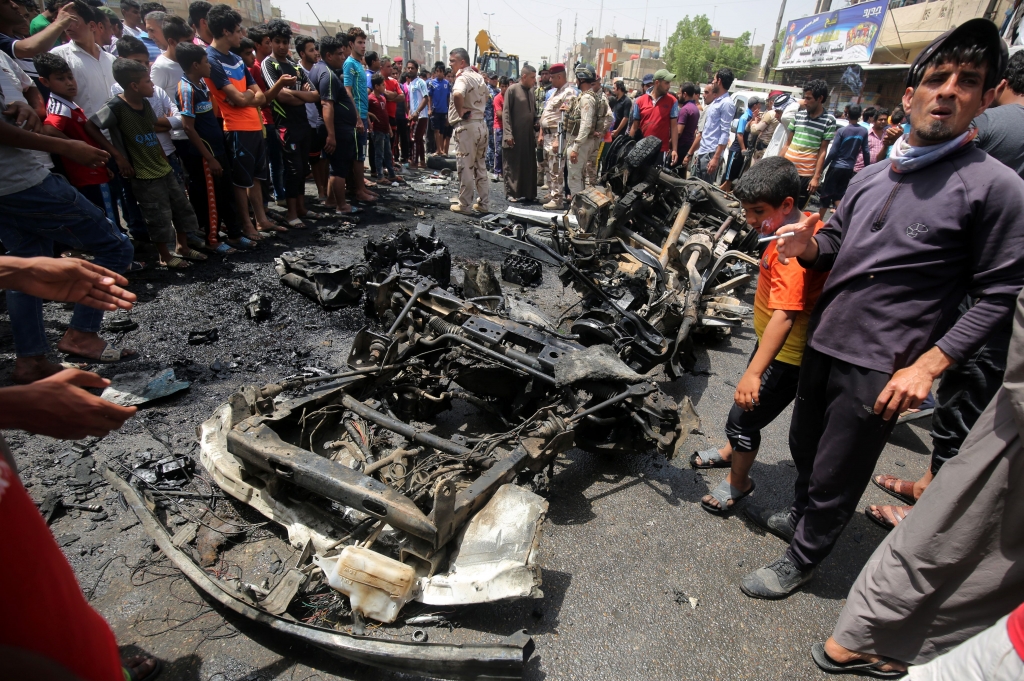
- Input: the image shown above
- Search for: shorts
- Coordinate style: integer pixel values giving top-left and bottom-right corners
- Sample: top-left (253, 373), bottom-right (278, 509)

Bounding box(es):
top-left (818, 166), bottom-right (855, 203)
top-left (430, 111), bottom-right (452, 138)
top-left (309, 125), bottom-right (325, 159)
top-left (724, 345), bottom-right (802, 453)
top-left (356, 118), bottom-right (368, 162)
top-left (327, 125), bottom-right (357, 177)
top-left (725, 148), bottom-right (746, 181)
top-left (130, 172), bottom-right (199, 243)
top-left (227, 130), bottom-right (268, 188)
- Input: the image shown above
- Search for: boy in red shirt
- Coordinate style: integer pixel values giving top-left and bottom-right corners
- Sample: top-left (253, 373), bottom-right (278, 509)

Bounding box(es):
top-left (368, 73), bottom-right (396, 181)
top-left (691, 156), bottom-right (827, 519)
top-left (35, 52), bottom-right (131, 222)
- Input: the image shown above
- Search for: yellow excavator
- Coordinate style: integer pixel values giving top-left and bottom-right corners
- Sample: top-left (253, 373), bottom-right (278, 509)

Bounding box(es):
top-left (473, 30), bottom-right (519, 80)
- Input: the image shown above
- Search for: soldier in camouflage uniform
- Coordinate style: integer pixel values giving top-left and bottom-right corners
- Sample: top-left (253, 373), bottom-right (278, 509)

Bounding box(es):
top-left (566, 65), bottom-right (600, 196)
top-left (588, 82), bottom-right (614, 187)
top-left (537, 63), bottom-right (577, 210)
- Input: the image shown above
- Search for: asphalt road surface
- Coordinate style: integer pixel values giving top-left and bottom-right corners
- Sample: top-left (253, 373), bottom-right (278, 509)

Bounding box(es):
top-left (1, 174), bottom-right (932, 681)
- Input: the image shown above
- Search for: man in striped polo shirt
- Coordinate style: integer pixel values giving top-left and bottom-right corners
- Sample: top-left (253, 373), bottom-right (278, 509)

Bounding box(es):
top-left (780, 79), bottom-right (835, 209)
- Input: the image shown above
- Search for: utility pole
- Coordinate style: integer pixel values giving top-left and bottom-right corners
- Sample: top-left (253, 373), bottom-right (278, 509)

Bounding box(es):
top-left (572, 13), bottom-right (577, 57)
top-left (466, 0), bottom-right (470, 50)
top-left (597, 0), bottom-right (603, 40)
top-left (555, 18), bottom-right (561, 63)
top-left (400, 0), bottom-right (409, 62)
top-left (483, 12), bottom-right (494, 36)
top-left (361, 16), bottom-right (374, 49)
top-left (762, 0), bottom-right (787, 80)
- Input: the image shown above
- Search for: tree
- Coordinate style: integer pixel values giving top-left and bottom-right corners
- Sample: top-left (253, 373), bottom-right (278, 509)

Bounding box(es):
top-left (710, 31), bottom-right (758, 79)
top-left (665, 16), bottom-right (760, 83)
top-left (664, 15), bottom-right (714, 84)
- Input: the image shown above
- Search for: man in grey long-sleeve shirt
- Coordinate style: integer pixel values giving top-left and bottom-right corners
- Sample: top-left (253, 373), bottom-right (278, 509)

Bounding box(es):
top-left (738, 19), bottom-right (1023, 602)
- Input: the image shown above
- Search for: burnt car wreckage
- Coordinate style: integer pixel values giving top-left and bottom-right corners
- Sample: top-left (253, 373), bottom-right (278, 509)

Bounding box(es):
top-left (115, 135), bottom-right (760, 679)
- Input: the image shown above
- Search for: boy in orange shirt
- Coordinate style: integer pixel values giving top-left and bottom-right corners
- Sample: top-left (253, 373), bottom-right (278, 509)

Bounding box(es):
top-left (691, 156), bottom-right (827, 516)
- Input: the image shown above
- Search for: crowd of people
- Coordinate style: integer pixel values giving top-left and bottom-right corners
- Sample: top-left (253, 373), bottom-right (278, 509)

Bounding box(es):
top-left (2, 0), bottom-right (1024, 677)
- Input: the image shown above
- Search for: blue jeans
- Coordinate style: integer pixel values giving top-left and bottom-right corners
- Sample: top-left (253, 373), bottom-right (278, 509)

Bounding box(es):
top-left (265, 124), bottom-right (286, 201)
top-left (493, 128), bottom-right (503, 175)
top-left (372, 131), bottom-right (395, 179)
top-left (109, 169), bottom-right (146, 241)
top-left (0, 174), bottom-right (134, 357)
top-left (486, 126), bottom-right (494, 170)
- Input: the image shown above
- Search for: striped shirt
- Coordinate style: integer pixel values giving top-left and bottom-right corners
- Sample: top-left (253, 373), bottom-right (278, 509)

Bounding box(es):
top-left (785, 109), bottom-right (836, 177)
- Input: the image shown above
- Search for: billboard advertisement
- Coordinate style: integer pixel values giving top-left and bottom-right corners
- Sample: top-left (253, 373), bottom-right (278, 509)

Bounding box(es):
top-left (779, 0), bottom-right (887, 68)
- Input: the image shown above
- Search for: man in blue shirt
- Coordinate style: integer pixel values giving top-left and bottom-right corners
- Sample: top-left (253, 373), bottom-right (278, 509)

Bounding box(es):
top-left (817, 103), bottom-right (870, 217)
top-left (722, 95), bottom-right (760, 192)
top-left (342, 27), bottom-right (375, 200)
top-left (427, 61), bottom-right (452, 155)
top-left (695, 67), bottom-right (735, 183)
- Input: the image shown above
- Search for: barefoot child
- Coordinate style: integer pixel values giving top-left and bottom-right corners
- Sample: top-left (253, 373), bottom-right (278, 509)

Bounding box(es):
top-left (691, 156), bottom-right (827, 515)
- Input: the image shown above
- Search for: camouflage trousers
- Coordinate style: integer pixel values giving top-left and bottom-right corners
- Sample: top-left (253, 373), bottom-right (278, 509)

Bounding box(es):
top-left (567, 137), bottom-right (598, 196)
top-left (543, 135), bottom-right (564, 202)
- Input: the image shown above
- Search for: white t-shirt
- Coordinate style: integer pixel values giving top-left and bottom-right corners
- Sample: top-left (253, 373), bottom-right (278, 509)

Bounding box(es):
top-left (0, 89), bottom-right (50, 196)
top-left (0, 51), bottom-right (52, 169)
top-left (150, 54), bottom-right (183, 93)
top-left (50, 41), bottom-right (117, 119)
top-left (147, 55), bottom-right (187, 143)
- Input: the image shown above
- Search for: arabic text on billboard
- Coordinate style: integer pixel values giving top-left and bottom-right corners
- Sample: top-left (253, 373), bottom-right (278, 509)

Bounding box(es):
top-left (780, 0), bottom-right (886, 68)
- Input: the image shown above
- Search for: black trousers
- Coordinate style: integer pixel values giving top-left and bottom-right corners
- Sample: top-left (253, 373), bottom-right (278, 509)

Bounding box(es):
top-left (280, 128), bottom-right (311, 200)
top-left (725, 346), bottom-right (802, 453)
top-left (393, 115), bottom-right (409, 162)
top-left (786, 347), bottom-right (898, 570)
top-left (182, 152), bottom-right (242, 242)
top-left (929, 317), bottom-right (1012, 474)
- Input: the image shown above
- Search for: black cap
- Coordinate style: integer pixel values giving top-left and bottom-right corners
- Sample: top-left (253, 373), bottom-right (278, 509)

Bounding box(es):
top-left (906, 18), bottom-right (1007, 89)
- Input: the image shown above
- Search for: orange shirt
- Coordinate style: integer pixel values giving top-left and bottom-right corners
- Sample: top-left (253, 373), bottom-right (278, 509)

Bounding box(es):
top-left (204, 45), bottom-right (262, 132)
top-left (752, 214), bottom-right (828, 365)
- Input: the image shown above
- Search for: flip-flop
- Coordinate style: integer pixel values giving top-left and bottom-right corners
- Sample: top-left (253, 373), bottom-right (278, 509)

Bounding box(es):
top-left (336, 206), bottom-right (362, 215)
top-left (864, 505), bottom-right (912, 531)
top-left (160, 256), bottom-right (191, 269)
top-left (690, 449), bottom-right (731, 469)
top-left (213, 242), bottom-right (237, 255)
top-left (127, 260), bottom-right (148, 272)
top-left (701, 478), bottom-right (756, 516)
top-left (810, 642), bottom-right (906, 678)
top-left (286, 218), bottom-right (308, 229)
top-left (258, 224), bottom-right (288, 233)
top-left (63, 342), bottom-right (138, 364)
top-left (123, 656), bottom-right (163, 681)
top-left (175, 248), bottom-right (208, 262)
top-left (227, 237), bottom-right (258, 250)
top-left (872, 474), bottom-right (917, 505)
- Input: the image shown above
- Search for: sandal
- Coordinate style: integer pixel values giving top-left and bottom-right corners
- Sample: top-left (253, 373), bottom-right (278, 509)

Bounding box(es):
top-left (62, 342), bottom-right (138, 364)
top-left (701, 478), bottom-right (755, 516)
top-left (175, 248), bottom-right (208, 262)
top-left (127, 260), bottom-right (148, 273)
top-left (123, 655), bottom-right (163, 681)
top-left (872, 474), bottom-right (917, 505)
top-left (228, 237), bottom-right (258, 250)
top-left (690, 449), bottom-right (731, 469)
top-left (213, 242), bottom-right (237, 255)
top-left (285, 218), bottom-right (308, 229)
top-left (865, 504), bottom-right (912, 531)
top-left (160, 256), bottom-right (191, 269)
top-left (810, 642), bottom-right (906, 678)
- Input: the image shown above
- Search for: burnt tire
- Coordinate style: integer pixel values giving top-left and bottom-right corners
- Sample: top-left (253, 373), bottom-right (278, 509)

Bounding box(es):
top-left (625, 135), bottom-right (663, 170)
top-left (426, 154), bottom-right (458, 171)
